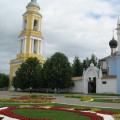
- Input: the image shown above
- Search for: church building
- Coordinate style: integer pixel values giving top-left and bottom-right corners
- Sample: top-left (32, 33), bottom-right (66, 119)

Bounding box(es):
top-left (71, 19), bottom-right (120, 94)
top-left (9, 0), bottom-right (44, 88)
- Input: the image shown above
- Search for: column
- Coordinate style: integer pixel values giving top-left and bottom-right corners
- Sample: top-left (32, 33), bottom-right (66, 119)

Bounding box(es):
top-left (31, 39), bottom-right (34, 53)
top-left (23, 39), bottom-right (26, 53)
top-left (37, 40), bottom-right (40, 54)
top-left (30, 38), bottom-right (33, 53)
top-left (40, 40), bottom-right (42, 54)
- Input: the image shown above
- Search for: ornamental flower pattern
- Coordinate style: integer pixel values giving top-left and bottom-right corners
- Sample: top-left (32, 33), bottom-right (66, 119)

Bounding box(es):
top-left (0, 106), bottom-right (117, 120)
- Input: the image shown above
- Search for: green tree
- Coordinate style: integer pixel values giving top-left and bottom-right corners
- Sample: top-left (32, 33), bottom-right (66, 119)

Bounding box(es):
top-left (82, 54), bottom-right (99, 70)
top-left (0, 73), bottom-right (9, 88)
top-left (90, 54), bottom-right (98, 66)
top-left (13, 57), bottom-right (43, 90)
top-left (72, 56), bottom-right (83, 76)
top-left (83, 57), bottom-right (90, 70)
top-left (43, 52), bottom-right (74, 91)
top-left (42, 58), bottom-right (52, 89)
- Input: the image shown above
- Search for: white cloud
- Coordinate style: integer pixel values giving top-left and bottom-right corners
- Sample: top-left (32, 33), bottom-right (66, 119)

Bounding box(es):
top-left (0, 0), bottom-right (119, 73)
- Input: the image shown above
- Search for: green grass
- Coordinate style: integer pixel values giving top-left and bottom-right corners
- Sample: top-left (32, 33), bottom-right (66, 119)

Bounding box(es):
top-left (13, 109), bottom-right (90, 120)
top-left (93, 98), bottom-right (120, 103)
top-left (89, 93), bottom-right (120, 96)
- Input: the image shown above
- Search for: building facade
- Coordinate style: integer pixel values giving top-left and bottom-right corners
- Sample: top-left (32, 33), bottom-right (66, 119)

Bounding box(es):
top-left (9, 0), bottom-right (44, 88)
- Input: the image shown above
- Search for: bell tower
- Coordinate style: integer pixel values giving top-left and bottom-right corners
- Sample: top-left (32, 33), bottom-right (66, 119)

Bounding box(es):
top-left (18, 0), bottom-right (43, 57)
top-left (9, 0), bottom-right (45, 88)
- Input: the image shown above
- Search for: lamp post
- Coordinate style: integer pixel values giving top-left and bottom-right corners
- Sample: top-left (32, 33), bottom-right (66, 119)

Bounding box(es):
top-left (29, 86), bottom-right (32, 94)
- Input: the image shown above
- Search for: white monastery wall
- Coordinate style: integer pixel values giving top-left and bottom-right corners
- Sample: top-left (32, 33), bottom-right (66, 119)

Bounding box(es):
top-left (71, 80), bottom-right (83, 93)
top-left (97, 79), bottom-right (117, 94)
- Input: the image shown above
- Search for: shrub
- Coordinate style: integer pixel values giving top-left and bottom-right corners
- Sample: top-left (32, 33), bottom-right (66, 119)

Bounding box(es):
top-left (80, 96), bottom-right (93, 101)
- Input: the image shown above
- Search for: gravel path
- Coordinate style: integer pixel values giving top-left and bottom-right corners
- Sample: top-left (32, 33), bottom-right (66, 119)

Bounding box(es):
top-left (55, 96), bottom-right (120, 109)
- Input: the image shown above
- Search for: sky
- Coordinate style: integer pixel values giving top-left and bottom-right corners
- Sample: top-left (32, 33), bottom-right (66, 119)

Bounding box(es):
top-left (0, 0), bottom-right (120, 73)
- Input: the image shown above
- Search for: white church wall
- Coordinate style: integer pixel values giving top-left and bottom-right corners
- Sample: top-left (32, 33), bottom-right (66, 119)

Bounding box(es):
top-left (71, 80), bottom-right (83, 93)
top-left (97, 79), bottom-right (117, 94)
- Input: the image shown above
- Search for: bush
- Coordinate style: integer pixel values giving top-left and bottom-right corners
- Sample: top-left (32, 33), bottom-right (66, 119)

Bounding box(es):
top-left (80, 96), bottom-right (93, 101)
top-left (0, 73), bottom-right (9, 88)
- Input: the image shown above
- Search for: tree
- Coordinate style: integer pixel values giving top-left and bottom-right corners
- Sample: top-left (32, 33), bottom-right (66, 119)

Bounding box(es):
top-left (43, 52), bottom-right (74, 91)
top-left (90, 54), bottom-right (98, 66)
top-left (82, 54), bottom-right (99, 70)
top-left (72, 57), bottom-right (83, 76)
top-left (0, 73), bottom-right (9, 88)
top-left (83, 57), bottom-right (90, 70)
top-left (13, 57), bottom-right (43, 90)
top-left (42, 58), bottom-right (52, 89)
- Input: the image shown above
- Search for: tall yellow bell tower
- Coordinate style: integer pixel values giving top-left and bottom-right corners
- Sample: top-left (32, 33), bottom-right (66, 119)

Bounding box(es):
top-left (9, 0), bottom-right (45, 88)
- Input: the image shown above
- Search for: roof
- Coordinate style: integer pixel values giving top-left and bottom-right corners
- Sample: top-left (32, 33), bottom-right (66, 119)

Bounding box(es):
top-left (102, 75), bottom-right (117, 80)
top-left (27, 0), bottom-right (40, 9)
top-left (72, 77), bottom-right (83, 81)
top-left (99, 52), bottom-right (118, 61)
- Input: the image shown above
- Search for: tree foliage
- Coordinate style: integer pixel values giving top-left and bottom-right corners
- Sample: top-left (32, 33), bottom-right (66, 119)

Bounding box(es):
top-left (13, 57), bottom-right (43, 90)
top-left (72, 57), bottom-right (83, 76)
top-left (83, 54), bottom-right (98, 70)
top-left (12, 52), bottom-right (99, 92)
top-left (0, 73), bottom-right (9, 88)
top-left (43, 52), bottom-right (74, 90)
top-left (72, 54), bottom-right (99, 77)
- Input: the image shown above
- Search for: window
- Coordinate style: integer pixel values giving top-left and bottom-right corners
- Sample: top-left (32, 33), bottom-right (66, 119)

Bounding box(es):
top-left (33, 40), bottom-right (38, 53)
top-left (89, 77), bottom-right (91, 80)
top-left (24, 19), bottom-right (27, 30)
top-left (20, 39), bottom-right (23, 53)
top-left (102, 81), bottom-right (107, 84)
top-left (33, 20), bottom-right (38, 31)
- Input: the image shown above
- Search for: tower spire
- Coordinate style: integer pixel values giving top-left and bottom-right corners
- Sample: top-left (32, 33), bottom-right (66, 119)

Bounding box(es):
top-left (112, 29), bottom-right (115, 39)
top-left (117, 16), bottom-right (120, 25)
top-left (117, 16), bottom-right (120, 52)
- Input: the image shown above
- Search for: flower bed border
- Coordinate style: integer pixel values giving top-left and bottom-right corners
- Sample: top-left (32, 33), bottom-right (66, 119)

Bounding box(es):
top-left (0, 106), bottom-right (110, 120)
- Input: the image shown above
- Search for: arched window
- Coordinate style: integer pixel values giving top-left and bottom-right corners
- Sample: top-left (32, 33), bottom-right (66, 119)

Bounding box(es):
top-left (24, 19), bottom-right (27, 30)
top-left (33, 39), bottom-right (38, 53)
top-left (20, 39), bottom-right (23, 53)
top-left (33, 19), bottom-right (38, 31)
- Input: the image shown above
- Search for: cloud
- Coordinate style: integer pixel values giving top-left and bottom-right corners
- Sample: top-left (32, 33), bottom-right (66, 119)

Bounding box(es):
top-left (0, 0), bottom-right (119, 73)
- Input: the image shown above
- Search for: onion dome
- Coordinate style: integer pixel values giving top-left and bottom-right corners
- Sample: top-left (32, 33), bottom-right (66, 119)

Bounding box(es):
top-left (27, 0), bottom-right (40, 9)
top-left (109, 36), bottom-right (118, 48)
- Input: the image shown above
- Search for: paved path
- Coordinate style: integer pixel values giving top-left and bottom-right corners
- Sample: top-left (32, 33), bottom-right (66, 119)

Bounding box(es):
top-left (0, 91), bottom-right (120, 109)
top-left (54, 96), bottom-right (120, 109)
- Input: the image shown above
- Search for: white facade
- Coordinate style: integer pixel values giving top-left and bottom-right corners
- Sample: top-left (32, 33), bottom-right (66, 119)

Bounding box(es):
top-left (71, 78), bottom-right (83, 93)
top-left (71, 63), bottom-right (117, 94)
top-left (97, 79), bottom-right (117, 94)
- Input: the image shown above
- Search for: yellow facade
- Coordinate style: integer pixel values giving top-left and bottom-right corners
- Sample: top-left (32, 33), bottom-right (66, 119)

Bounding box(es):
top-left (9, 0), bottom-right (45, 89)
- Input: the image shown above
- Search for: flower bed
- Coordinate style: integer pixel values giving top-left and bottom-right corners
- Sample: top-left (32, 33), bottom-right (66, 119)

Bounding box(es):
top-left (0, 95), bottom-right (56, 104)
top-left (65, 95), bottom-right (94, 102)
top-left (0, 104), bottom-right (118, 120)
top-left (80, 96), bottom-right (93, 101)
top-left (0, 105), bottom-right (115, 120)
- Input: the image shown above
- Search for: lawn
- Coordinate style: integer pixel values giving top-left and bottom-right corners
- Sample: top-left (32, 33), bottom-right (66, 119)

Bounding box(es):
top-left (13, 109), bottom-right (90, 120)
top-left (93, 98), bottom-right (120, 103)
